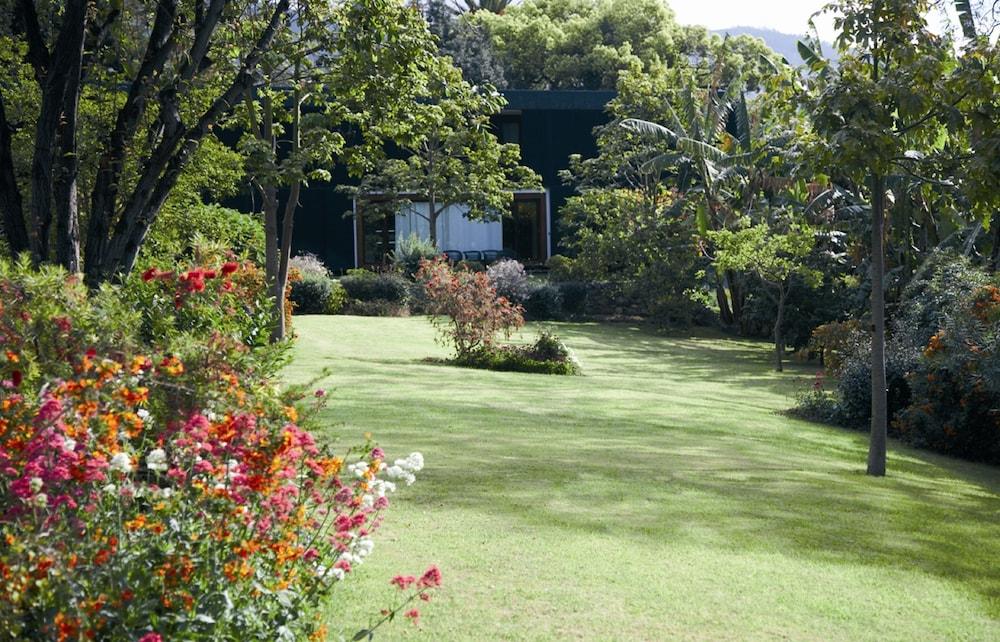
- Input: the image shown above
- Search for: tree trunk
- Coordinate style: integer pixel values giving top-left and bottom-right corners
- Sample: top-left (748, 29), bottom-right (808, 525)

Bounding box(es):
top-left (715, 277), bottom-right (734, 326)
top-left (428, 189), bottom-right (438, 248)
top-left (726, 269), bottom-right (744, 329)
top-left (26, 0), bottom-right (88, 264)
top-left (867, 173), bottom-right (888, 477)
top-left (0, 93), bottom-right (30, 256)
top-left (989, 211), bottom-right (1000, 273)
top-left (270, 78), bottom-right (303, 343)
top-left (54, 40), bottom-right (84, 272)
top-left (774, 284), bottom-right (786, 372)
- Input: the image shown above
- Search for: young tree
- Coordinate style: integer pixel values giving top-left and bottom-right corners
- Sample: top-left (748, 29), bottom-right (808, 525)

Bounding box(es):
top-left (805, 0), bottom-right (999, 475)
top-left (710, 219), bottom-right (822, 371)
top-left (346, 57), bottom-right (539, 249)
top-left (242, 0), bottom-right (441, 341)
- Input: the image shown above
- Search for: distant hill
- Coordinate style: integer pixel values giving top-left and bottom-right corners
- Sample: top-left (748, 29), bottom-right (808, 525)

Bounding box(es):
top-left (711, 26), bottom-right (836, 67)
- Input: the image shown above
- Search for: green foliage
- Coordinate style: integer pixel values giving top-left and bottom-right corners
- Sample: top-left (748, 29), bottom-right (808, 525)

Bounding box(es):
top-left (560, 188), bottom-right (703, 324)
top-left (474, 0), bottom-right (778, 90)
top-left (346, 56), bottom-right (539, 245)
top-left (340, 270), bottom-right (411, 303)
top-left (393, 233), bottom-right (441, 277)
top-left (523, 282), bottom-right (564, 321)
top-left (143, 203), bottom-right (264, 266)
top-left (709, 222), bottom-right (822, 290)
top-left (290, 276), bottom-right (347, 315)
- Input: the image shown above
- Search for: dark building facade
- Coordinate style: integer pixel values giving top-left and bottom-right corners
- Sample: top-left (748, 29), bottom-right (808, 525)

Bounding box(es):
top-left (287, 90), bottom-right (614, 272)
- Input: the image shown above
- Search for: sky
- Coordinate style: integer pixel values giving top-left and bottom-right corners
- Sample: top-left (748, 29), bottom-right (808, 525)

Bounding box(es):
top-left (668, 0), bottom-right (956, 43)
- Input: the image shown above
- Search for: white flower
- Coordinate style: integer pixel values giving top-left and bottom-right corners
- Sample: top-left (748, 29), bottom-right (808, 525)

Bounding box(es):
top-left (331, 567), bottom-right (345, 581)
top-left (145, 448), bottom-right (168, 472)
top-left (29, 477), bottom-right (43, 493)
top-left (61, 438), bottom-right (76, 453)
top-left (348, 461), bottom-right (368, 479)
top-left (354, 537), bottom-right (374, 559)
top-left (155, 487), bottom-right (174, 499)
top-left (102, 483), bottom-right (116, 494)
top-left (29, 493), bottom-right (47, 508)
top-left (109, 452), bottom-right (133, 474)
top-left (137, 408), bottom-right (150, 421)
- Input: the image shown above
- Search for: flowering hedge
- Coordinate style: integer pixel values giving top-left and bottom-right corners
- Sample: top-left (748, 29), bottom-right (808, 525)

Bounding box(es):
top-left (0, 259), bottom-right (438, 640)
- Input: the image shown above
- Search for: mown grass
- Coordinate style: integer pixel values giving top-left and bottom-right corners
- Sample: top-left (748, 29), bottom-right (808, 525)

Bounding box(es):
top-left (285, 316), bottom-right (1000, 641)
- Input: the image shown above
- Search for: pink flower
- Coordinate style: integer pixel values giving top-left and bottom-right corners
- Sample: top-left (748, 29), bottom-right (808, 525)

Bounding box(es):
top-left (418, 565), bottom-right (442, 588)
top-left (35, 397), bottom-right (63, 425)
top-left (370, 447), bottom-right (385, 460)
top-left (404, 608), bottom-right (420, 624)
top-left (137, 633), bottom-right (163, 642)
top-left (390, 575), bottom-right (416, 590)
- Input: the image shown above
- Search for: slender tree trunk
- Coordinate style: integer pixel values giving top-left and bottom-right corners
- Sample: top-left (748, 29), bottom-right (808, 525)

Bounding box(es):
top-left (270, 79), bottom-right (303, 343)
top-left (428, 189), bottom-right (438, 248)
top-left (774, 284), bottom-right (786, 372)
top-left (715, 277), bottom-right (734, 326)
top-left (726, 269), bottom-right (744, 329)
top-left (989, 211), bottom-right (1000, 273)
top-left (867, 173), bottom-right (888, 477)
top-left (54, 42), bottom-right (84, 272)
top-left (0, 93), bottom-right (30, 256)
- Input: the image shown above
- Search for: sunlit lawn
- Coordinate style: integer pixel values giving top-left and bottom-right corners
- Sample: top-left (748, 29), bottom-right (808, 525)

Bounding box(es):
top-left (285, 316), bottom-right (1000, 641)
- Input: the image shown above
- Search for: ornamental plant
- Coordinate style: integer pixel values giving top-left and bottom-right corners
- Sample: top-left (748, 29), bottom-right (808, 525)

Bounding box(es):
top-left (416, 256), bottom-right (524, 360)
top-left (0, 259), bottom-right (438, 640)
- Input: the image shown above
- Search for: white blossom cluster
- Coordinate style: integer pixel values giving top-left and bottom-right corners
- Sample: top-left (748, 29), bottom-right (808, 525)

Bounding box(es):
top-left (384, 452), bottom-right (423, 486)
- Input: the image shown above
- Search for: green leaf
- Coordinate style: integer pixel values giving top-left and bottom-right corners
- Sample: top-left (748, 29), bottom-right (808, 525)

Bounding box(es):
top-left (353, 629), bottom-right (372, 641)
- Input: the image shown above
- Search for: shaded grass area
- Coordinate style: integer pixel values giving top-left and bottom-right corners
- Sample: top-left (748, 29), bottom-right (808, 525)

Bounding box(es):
top-left (285, 316), bottom-right (1000, 641)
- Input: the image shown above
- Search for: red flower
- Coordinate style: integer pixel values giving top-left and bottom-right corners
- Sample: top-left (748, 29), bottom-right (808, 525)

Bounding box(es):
top-left (137, 633), bottom-right (162, 642)
top-left (390, 575), bottom-right (416, 590)
top-left (202, 269), bottom-right (218, 279)
top-left (142, 267), bottom-right (158, 282)
top-left (11, 370), bottom-right (21, 387)
top-left (404, 608), bottom-right (420, 625)
top-left (417, 565), bottom-right (441, 588)
top-left (221, 261), bottom-right (239, 276)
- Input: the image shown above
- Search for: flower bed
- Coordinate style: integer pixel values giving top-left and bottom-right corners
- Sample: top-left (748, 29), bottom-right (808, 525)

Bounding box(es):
top-left (0, 259), bottom-right (438, 640)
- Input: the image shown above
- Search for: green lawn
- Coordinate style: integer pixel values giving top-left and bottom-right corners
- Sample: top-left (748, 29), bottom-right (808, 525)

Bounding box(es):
top-left (285, 316), bottom-right (1000, 641)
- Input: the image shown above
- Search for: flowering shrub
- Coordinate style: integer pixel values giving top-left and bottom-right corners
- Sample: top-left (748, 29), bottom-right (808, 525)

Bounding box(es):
top-left (416, 256), bottom-right (524, 359)
top-left (485, 259), bottom-right (530, 303)
top-left (0, 260), bottom-right (437, 640)
top-left (894, 283), bottom-right (1000, 463)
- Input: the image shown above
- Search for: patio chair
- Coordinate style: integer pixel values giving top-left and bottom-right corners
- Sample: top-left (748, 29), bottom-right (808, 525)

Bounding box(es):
top-left (481, 250), bottom-right (501, 264)
top-left (443, 250), bottom-right (463, 263)
top-left (463, 250), bottom-right (483, 262)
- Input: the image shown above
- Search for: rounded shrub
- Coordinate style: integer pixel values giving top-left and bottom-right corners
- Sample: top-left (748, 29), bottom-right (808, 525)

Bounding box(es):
top-left (340, 269), bottom-right (410, 303)
top-left (486, 259), bottom-right (530, 303)
top-left (524, 282), bottom-right (564, 321)
top-left (290, 275), bottom-right (345, 315)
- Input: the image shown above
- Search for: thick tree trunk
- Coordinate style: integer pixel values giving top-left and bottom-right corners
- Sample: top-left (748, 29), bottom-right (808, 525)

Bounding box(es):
top-left (26, 0), bottom-right (87, 264)
top-left (774, 285), bottom-right (786, 372)
top-left (867, 174), bottom-right (888, 477)
top-left (0, 94), bottom-right (30, 256)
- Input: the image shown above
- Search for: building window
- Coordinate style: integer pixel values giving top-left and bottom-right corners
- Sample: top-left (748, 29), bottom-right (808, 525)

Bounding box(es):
top-left (358, 211), bottom-right (396, 266)
top-left (498, 116), bottom-right (521, 145)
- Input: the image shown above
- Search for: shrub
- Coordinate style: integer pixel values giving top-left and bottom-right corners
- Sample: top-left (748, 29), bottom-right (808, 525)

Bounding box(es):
top-left (486, 259), bottom-right (530, 303)
top-left (894, 284), bottom-right (1000, 463)
top-left (144, 203), bottom-right (264, 265)
top-left (809, 320), bottom-right (862, 372)
top-left (289, 252), bottom-right (331, 279)
top-left (0, 261), bottom-right (438, 640)
top-left (556, 281), bottom-right (590, 318)
top-left (341, 299), bottom-right (410, 317)
top-left (455, 333), bottom-right (578, 375)
top-left (290, 275), bottom-right (344, 315)
top-left (416, 256), bottom-right (524, 359)
top-left (340, 269), bottom-right (410, 303)
top-left (545, 254), bottom-right (577, 282)
top-left (393, 234), bottom-right (440, 277)
top-left (524, 282), bottom-right (564, 321)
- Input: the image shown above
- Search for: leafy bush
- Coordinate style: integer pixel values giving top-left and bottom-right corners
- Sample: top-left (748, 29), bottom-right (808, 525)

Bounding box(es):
top-left (456, 332), bottom-right (579, 375)
top-left (555, 281), bottom-right (590, 318)
top-left (545, 254), bottom-right (578, 282)
top-left (0, 260), bottom-right (438, 640)
top-left (416, 256), bottom-right (524, 359)
top-left (123, 260), bottom-right (277, 351)
top-left (524, 282), bottom-right (564, 320)
top-left (144, 203), bottom-right (264, 265)
top-left (290, 275), bottom-right (346, 315)
top-left (340, 269), bottom-right (410, 303)
top-left (894, 284), bottom-right (1000, 463)
top-left (486, 259), bottom-right (530, 303)
top-left (393, 234), bottom-right (440, 277)
top-left (341, 299), bottom-right (410, 317)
